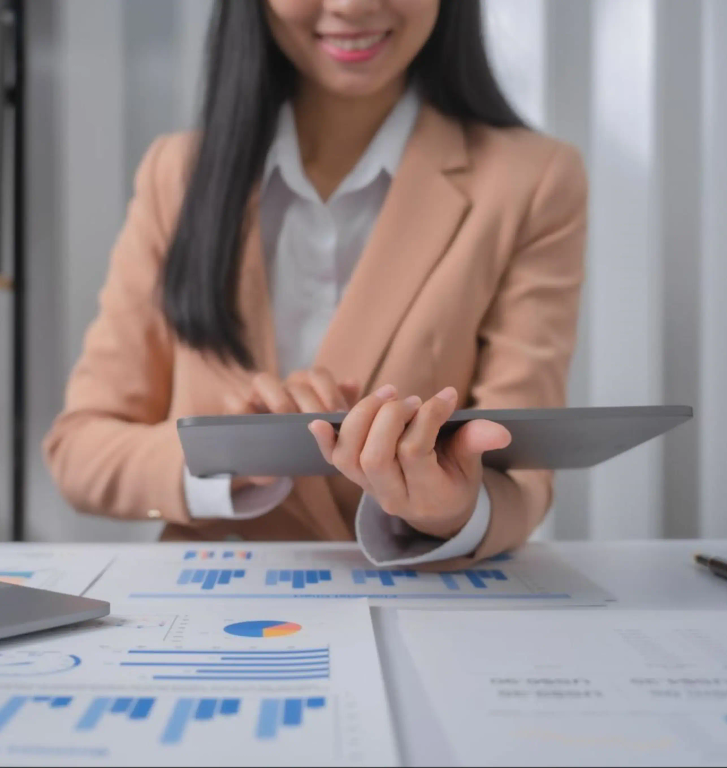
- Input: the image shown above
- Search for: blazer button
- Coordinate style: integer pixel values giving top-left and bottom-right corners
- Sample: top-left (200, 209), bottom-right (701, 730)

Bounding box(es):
top-left (147, 509), bottom-right (162, 519)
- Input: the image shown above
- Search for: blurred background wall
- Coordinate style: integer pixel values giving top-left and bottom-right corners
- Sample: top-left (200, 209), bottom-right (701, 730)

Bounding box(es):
top-left (1, 0), bottom-right (725, 543)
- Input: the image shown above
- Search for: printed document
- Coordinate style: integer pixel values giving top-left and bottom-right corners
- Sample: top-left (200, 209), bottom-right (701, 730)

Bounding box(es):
top-left (0, 600), bottom-right (397, 766)
top-left (398, 609), bottom-right (727, 766)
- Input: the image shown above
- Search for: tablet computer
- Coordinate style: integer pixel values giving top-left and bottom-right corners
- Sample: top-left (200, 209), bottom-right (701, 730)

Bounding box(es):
top-left (179, 405), bottom-right (692, 477)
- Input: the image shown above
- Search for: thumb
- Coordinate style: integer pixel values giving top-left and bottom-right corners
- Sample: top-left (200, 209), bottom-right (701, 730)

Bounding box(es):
top-left (449, 420), bottom-right (512, 475)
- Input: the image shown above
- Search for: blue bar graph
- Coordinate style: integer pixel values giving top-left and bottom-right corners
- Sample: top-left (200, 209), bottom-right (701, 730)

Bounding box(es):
top-left (220, 699), bottom-right (240, 715)
top-left (256, 699), bottom-right (280, 740)
top-left (176, 569), bottom-right (246, 590)
top-left (0, 696), bottom-right (73, 735)
top-left (351, 569), bottom-right (418, 587)
top-left (265, 570), bottom-right (332, 590)
top-left (439, 569), bottom-right (509, 590)
top-left (122, 648), bottom-right (330, 682)
top-left (161, 698), bottom-right (242, 745)
top-left (283, 699), bottom-right (302, 726)
top-left (440, 573), bottom-right (459, 590)
top-left (0, 697), bottom-right (27, 734)
top-left (110, 698), bottom-right (133, 714)
top-left (194, 699), bottom-right (217, 720)
top-left (76, 697), bottom-right (156, 732)
top-left (184, 550), bottom-right (253, 560)
top-left (130, 698), bottom-right (155, 720)
top-left (256, 697), bottom-right (327, 741)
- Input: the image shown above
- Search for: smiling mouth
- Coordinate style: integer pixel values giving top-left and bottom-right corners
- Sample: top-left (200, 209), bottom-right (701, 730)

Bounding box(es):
top-left (316, 31), bottom-right (391, 52)
top-left (318, 32), bottom-right (389, 51)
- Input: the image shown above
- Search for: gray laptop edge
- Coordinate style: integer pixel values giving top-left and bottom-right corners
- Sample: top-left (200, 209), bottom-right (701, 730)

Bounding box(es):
top-left (0, 583), bottom-right (110, 641)
top-left (179, 405), bottom-right (693, 478)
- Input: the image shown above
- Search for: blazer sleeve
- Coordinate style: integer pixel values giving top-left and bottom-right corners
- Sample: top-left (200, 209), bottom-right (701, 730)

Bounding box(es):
top-left (43, 136), bottom-right (191, 523)
top-left (435, 142), bottom-right (588, 569)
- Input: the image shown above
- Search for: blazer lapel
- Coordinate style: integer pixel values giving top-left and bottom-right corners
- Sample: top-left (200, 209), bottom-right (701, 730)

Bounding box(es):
top-left (314, 105), bottom-right (472, 392)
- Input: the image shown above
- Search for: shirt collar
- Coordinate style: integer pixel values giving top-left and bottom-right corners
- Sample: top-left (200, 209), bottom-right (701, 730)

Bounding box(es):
top-left (262, 88), bottom-right (421, 203)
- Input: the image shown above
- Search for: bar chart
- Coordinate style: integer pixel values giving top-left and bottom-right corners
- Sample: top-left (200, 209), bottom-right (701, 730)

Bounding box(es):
top-left (0, 695), bottom-right (73, 735)
top-left (265, 569), bottom-right (332, 589)
top-left (439, 570), bottom-right (508, 590)
top-left (160, 698), bottom-right (242, 745)
top-left (351, 569), bottom-right (418, 587)
top-left (176, 569), bottom-right (247, 591)
top-left (103, 546), bottom-right (601, 605)
top-left (256, 697), bottom-right (326, 740)
top-left (76, 697), bottom-right (155, 731)
top-left (183, 550), bottom-right (253, 561)
top-left (119, 647), bottom-right (330, 682)
top-left (0, 691), bottom-right (370, 765)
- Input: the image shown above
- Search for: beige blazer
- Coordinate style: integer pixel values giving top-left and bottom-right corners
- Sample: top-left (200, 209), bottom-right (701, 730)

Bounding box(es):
top-left (44, 104), bottom-right (587, 570)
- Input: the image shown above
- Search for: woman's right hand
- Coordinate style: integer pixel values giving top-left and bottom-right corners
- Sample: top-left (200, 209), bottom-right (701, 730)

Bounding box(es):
top-left (250, 368), bottom-right (359, 415)
top-left (231, 368), bottom-right (359, 493)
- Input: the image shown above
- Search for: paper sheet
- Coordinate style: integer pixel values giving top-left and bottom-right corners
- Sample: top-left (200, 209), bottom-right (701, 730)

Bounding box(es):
top-left (0, 600), bottom-right (397, 767)
top-left (85, 543), bottom-right (612, 608)
top-left (398, 609), bottom-right (727, 766)
top-left (0, 547), bottom-right (113, 596)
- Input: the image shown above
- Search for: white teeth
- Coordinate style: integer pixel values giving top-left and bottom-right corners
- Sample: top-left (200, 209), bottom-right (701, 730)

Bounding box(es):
top-left (324, 33), bottom-right (386, 52)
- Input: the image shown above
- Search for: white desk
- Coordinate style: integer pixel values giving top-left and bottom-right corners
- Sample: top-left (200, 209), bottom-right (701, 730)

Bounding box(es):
top-left (2, 540), bottom-right (726, 766)
top-left (374, 540), bottom-right (727, 766)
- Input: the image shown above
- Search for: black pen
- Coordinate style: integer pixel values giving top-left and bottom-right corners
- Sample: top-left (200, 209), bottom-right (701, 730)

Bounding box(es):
top-left (694, 554), bottom-right (727, 581)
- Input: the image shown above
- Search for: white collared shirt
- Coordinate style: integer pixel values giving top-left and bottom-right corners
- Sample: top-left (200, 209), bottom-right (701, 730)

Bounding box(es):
top-left (184, 91), bottom-right (491, 565)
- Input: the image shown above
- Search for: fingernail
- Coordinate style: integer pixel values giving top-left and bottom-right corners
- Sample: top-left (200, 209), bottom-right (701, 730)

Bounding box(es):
top-left (403, 395), bottom-right (422, 408)
top-left (375, 384), bottom-right (397, 400)
top-left (435, 386), bottom-right (457, 403)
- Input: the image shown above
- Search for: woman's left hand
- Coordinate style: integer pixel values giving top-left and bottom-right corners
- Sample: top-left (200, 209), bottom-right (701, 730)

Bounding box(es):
top-left (308, 385), bottom-right (512, 540)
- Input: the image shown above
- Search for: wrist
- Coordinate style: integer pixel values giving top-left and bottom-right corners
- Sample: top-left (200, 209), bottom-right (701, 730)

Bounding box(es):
top-left (410, 492), bottom-right (479, 540)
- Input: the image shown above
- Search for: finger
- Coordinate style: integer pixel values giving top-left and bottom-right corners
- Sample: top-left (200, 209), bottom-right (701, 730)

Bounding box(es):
top-left (306, 368), bottom-right (348, 411)
top-left (339, 380), bottom-right (361, 409)
top-left (397, 386), bottom-right (459, 477)
top-left (248, 476), bottom-right (278, 486)
top-left (331, 384), bottom-right (398, 482)
top-left (252, 372), bottom-right (299, 414)
top-left (449, 419), bottom-right (512, 477)
top-left (286, 381), bottom-right (328, 413)
top-left (308, 420), bottom-right (337, 464)
top-left (359, 396), bottom-right (422, 512)
top-left (230, 475), bottom-right (277, 493)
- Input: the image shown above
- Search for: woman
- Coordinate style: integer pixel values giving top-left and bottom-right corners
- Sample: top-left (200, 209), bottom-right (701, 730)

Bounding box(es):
top-left (44, 0), bottom-right (587, 569)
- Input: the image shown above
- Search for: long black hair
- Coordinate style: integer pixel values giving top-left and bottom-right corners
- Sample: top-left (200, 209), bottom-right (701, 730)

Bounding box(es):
top-left (163, 0), bottom-right (524, 368)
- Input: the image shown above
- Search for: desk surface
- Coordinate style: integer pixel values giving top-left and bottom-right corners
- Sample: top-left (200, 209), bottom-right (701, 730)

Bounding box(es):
top-left (376, 539), bottom-right (727, 766)
top-left (2, 539), bottom-right (726, 766)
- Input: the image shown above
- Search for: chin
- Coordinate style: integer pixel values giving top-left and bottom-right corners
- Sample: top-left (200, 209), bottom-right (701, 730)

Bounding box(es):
top-left (319, 72), bottom-right (395, 100)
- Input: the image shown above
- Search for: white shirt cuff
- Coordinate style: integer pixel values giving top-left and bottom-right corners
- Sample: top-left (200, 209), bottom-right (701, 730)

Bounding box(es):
top-left (183, 466), bottom-right (293, 520)
top-left (355, 484), bottom-right (491, 567)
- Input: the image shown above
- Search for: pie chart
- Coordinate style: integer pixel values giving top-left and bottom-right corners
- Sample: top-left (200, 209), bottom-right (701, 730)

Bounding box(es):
top-left (224, 620), bottom-right (302, 638)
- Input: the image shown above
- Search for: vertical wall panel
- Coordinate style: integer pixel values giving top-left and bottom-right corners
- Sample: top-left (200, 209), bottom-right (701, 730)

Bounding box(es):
top-left (485, 0), bottom-right (547, 128)
top-left (699, 0), bottom-right (727, 537)
top-left (545, 0), bottom-right (593, 540)
top-left (123, 0), bottom-right (181, 196)
top-left (178, 0), bottom-right (214, 128)
top-left (656, 0), bottom-right (703, 538)
top-left (588, 0), bottom-right (663, 538)
top-left (25, 0), bottom-right (69, 542)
